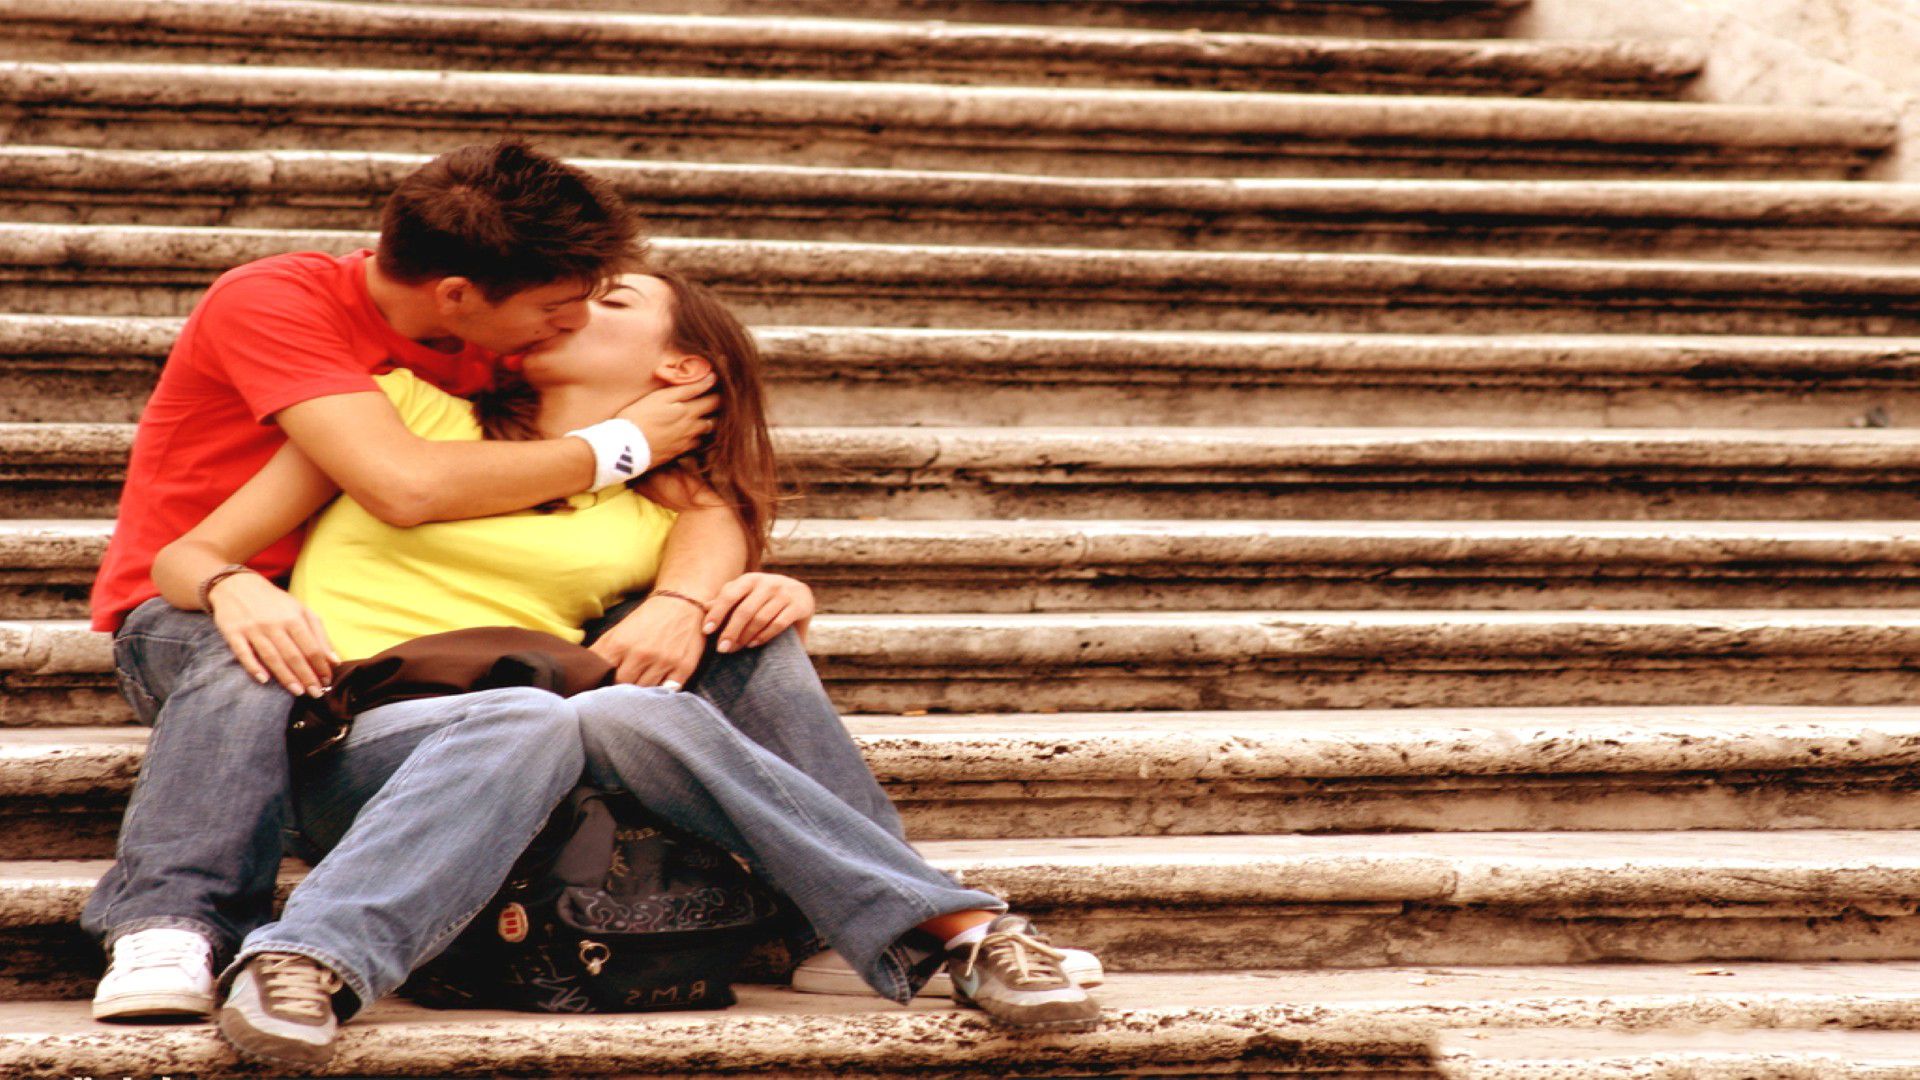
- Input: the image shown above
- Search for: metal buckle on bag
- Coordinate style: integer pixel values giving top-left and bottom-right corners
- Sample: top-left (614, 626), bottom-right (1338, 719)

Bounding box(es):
top-left (579, 940), bottom-right (611, 977)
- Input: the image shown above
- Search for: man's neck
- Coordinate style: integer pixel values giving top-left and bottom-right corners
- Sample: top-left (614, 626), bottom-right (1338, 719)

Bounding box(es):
top-left (363, 259), bottom-right (465, 353)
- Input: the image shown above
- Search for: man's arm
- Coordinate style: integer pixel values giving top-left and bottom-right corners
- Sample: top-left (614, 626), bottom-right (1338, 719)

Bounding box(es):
top-left (589, 474), bottom-right (748, 686)
top-left (275, 377), bottom-right (718, 527)
top-left (151, 441), bottom-right (343, 695)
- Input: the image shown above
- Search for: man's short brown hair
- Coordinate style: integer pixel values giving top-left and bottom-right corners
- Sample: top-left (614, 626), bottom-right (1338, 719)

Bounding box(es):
top-left (378, 140), bottom-right (645, 301)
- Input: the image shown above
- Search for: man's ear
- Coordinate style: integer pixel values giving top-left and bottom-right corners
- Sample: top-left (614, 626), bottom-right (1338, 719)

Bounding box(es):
top-left (431, 276), bottom-right (476, 312)
top-left (656, 353), bottom-right (713, 385)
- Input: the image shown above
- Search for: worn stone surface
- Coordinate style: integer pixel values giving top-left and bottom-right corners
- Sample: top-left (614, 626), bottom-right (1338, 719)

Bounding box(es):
top-left (1432, 1027), bottom-right (1920, 1079)
top-left (26, 608), bottom-right (1920, 714)
top-left (31, 518), bottom-right (1920, 616)
top-left (0, 0), bottom-right (1701, 97)
top-left (15, 311), bottom-right (1920, 427)
top-left (20, 149), bottom-right (1920, 261)
top-left (17, 961), bottom-right (1920, 1079)
top-left (23, 423), bottom-right (1920, 520)
top-left (347, 0), bottom-right (1526, 38)
top-left (15, 708), bottom-right (1920, 849)
top-left (19, 833), bottom-right (1920, 978)
top-left (48, 0), bottom-right (1528, 37)
top-left (0, 62), bottom-right (1890, 179)
top-left (26, 223), bottom-right (1920, 332)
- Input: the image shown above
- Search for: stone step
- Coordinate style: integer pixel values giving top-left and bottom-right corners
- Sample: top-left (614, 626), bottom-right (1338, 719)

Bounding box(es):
top-left (12, 706), bottom-right (1920, 857)
top-left (11, 150), bottom-right (1920, 261)
top-left (0, 62), bottom-right (1888, 180)
top-left (24, 519), bottom-right (1920, 618)
top-left (358, 0), bottom-right (1526, 38)
top-left (13, 833), bottom-right (1920, 999)
top-left (0, 0), bottom-right (1700, 97)
top-left (1433, 1027), bottom-right (1920, 1079)
top-left (20, 609), bottom-right (1920, 720)
top-left (15, 423), bottom-right (1920, 521)
top-left (8, 313), bottom-right (1920, 429)
top-left (20, 224), bottom-right (1920, 335)
top-left (6, 962), bottom-right (1916, 1078)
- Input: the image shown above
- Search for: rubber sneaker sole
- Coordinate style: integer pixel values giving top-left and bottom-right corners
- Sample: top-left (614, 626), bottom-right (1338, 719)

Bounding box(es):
top-left (791, 950), bottom-right (1105, 997)
top-left (217, 1005), bottom-right (337, 1069)
top-left (952, 982), bottom-right (1103, 1032)
top-left (91, 988), bottom-right (214, 1022)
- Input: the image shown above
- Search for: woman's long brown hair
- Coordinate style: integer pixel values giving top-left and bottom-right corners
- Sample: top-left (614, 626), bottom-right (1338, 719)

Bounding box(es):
top-left (471, 270), bottom-right (782, 568)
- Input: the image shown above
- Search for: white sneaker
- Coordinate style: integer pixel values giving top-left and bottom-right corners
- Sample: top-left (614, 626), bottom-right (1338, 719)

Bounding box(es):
top-left (791, 944), bottom-right (1104, 997)
top-left (92, 928), bottom-right (216, 1021)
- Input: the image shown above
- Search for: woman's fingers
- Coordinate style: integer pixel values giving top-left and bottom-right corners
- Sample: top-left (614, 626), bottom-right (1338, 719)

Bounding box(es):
top-left (246, 626), bottom-right (306, 695)
top-left (219, 626), bottom-right (271, 685)
top-left (716, 586), bottom-right (773, 652)
top-left (740, 598), bottom-right (792, 649)
top-left (304, 610), bottom-right (341, 673)
top-left (284, 619), bottom-right (334, 691)
top-left (264, 624), bottom-right (324, 695)
top-left (703, 576), bottom-right (752, 637)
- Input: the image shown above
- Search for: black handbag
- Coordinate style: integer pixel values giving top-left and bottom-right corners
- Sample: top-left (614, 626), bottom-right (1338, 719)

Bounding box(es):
top-left (404, 786), bottom-right (783, 1013)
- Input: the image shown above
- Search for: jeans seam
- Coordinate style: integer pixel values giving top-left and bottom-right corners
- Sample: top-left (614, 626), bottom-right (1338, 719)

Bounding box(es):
top-left (410, 782), bottom-right (565, 970)
top-left (704, 699), bottom-right (932, 1002)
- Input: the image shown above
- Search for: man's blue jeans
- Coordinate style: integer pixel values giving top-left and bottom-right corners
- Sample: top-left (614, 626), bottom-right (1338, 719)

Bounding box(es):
top-left (82, 598), bottom-right (295, 956)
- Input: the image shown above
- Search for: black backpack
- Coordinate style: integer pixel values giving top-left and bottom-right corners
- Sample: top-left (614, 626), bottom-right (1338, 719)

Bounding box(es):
top-left (403, 786), bottom-right (784, 1013)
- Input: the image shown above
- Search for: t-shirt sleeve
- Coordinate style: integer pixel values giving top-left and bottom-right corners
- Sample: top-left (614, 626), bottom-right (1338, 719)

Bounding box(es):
top-left (197, 270), bottom-right (379, 423)
top-left (372, 369), bottom-right (481, 441)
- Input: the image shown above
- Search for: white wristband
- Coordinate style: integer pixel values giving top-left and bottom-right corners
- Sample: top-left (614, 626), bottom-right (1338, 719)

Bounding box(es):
top-left (566, 419), bottom-right (652, 491)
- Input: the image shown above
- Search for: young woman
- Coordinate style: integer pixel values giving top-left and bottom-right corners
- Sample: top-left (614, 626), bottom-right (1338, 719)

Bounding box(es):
top-left (150, 272), bottom-right (1103, 1068)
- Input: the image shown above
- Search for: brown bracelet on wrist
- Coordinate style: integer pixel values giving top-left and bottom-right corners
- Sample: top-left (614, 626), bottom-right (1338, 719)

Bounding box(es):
top-left (196, 564), bottom-right (259, 614)
top-left (645, 588), bottom-right (709, 615)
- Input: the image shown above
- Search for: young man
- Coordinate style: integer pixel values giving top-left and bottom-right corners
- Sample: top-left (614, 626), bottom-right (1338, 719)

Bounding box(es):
top-left (83, 139), bottom-right (718, 1021)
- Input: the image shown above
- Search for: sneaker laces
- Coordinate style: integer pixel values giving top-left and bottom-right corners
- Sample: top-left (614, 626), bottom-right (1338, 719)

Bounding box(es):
top-left (959, 928), bottom-right (1071, 988)
top-left (112, 931), bottom-right (209, 973)
top-left (257, 955), bottom-right (342, 1022)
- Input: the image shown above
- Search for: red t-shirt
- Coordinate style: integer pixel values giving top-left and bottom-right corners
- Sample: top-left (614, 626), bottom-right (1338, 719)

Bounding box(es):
top-left (90, 249), bottom-right (497, 631)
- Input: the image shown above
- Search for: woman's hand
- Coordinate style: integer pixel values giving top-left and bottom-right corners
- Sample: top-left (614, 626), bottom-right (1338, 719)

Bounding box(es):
top-left (207, 573), bottom-right (338, 696)
top-left (590, 594), bottom-right (708, 687)
top-left (707, 573), bottom-right (815, 653)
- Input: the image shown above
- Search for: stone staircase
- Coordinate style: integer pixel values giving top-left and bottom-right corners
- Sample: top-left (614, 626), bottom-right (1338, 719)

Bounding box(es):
top-left (4, 0), bottom-right (1920, 1075)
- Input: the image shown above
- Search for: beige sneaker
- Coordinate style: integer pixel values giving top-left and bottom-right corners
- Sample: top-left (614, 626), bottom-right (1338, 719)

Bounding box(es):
top-left (216, 953), bottom-right (344, 1068)
top-left (792, 943), bottom-right (1105, 997)
top-left (947, 915), bottom-right (1103, 1031)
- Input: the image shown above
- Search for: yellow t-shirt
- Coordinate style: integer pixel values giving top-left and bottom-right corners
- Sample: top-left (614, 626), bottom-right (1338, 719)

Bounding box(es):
top-left (290, 369), bottom-right (678, 660)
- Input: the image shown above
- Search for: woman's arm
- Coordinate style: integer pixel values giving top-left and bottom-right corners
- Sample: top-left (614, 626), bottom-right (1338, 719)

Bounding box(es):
top-left (152, 440), bottom-right (342, 696)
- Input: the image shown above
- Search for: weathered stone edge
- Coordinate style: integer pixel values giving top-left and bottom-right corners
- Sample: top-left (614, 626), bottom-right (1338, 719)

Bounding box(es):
top-left (19, 611), bottom-right (1920, 675)
top-left (14, 224), bottom-right (1920, 298)
top-left (22, 518), bottom-right (1920, 573)
top-left (0, 0), bottom-right (1703, 85)
top-left (17, 149), bottom-right (1920, 225)
top-left (15, 829), bottom-right (1920, 928)
top-left (13, 314), bottom-right (1920, 384)
top-left (1429, 1027), bottom-right (1920, 1080)
top-left (9, 965), bottom-right (1918, 1080)
top-left (16, 703), bottom-right (1920, 794)
top-left (0, 62), bottom-right (1892, 150)
top-left (19, 423), bottom-right (1920, 472)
